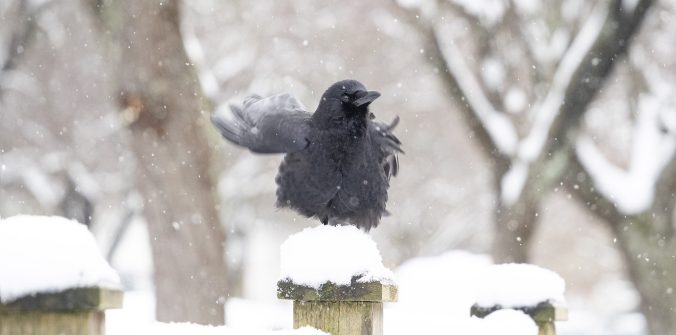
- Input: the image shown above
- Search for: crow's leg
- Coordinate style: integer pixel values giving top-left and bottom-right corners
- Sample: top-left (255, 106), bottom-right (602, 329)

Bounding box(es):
top-left (320, 216), bottom-right (329, 225)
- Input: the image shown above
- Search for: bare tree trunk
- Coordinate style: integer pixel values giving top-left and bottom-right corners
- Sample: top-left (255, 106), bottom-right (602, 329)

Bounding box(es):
top-left (614, 158), bottom-right (676, 335)
top-left (492, 193), bottom-right (538, 263)
top-left (90, 0), bottom-right (228, 324)
top-left (565, 156), bottom-right (676, 335)
top-left (613, 217), bottom-right (676, 335)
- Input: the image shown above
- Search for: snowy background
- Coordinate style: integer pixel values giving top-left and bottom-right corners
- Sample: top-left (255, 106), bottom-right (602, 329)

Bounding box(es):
top-left (1, 0), bottom-right (675, 334)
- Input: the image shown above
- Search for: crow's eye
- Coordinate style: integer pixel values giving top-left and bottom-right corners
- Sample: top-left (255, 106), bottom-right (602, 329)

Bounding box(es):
top-left (340, 94), bottom-right (350, 103)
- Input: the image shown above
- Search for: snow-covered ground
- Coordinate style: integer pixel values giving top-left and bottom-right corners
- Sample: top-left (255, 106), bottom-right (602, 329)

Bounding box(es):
top-left (108, 257), bottom-right (542, 335)
top-left (109, 321), bottom-right (327, 335)
top-left (107, 252), bottom-right (646, 335)
top-left (0, 215), bottom-right (635, 335)
top-left (106, 226), bottom-right (563, 335)
top-left (106, 223), bottom-right (646, 335)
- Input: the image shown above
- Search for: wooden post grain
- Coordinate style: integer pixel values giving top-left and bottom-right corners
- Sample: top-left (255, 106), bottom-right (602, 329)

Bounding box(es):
top-left (278, 278), bottom-right (397, 335)
top-left (470, 301), bottom-right (568, 335)
top-left (0, 287), bottom-right (123, 335)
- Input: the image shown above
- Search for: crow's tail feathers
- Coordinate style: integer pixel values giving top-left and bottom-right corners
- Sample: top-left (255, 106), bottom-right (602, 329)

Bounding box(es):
top-left (210, 104), bottom-right (255, 148)
top-left (369, 116), bottom-right (403, 180)
top-left (382, 116), bottom-right (404, 154)
top-left (211, 94), bottom-right (312, 154)
top-left (388, 115), bottom-right (400, 130)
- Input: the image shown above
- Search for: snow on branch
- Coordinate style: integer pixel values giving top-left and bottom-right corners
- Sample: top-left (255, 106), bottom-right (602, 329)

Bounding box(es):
top-left (399, 0), bottom-right (654, 206)
top-left (497, 3), bottom-right (608, 206)
top-left (517, 3), bottom-right (608, 163)
top-left (449, 0), bottom-right (506, 28)
top-left (499, 160), bottom-right (528, 206)
top-left (432, 27), bottom-right (518, 156)
top-left (501, 0), bottom-right (655, 206)
top-left (576, 96), bottom-right (676, 214)
top-left (181, 25), bottom-right (220, 101)
top-left (421, 2), bottom-right (608, 206)
top-left (181, 16), bottom-right (255, 105)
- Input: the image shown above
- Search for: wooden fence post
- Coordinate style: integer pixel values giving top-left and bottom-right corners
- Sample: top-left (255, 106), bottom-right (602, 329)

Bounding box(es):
top-left (470, 301), bottom-right (568, 335)
top-left (0, 287), bottom-right (123, 335)
top-left (278, 278), bottom-right (397, 335)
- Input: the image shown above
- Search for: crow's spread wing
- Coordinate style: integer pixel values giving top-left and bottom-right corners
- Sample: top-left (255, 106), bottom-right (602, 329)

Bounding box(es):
top-left (368, 116), bottom-right (403, 180)
top-left (211, 94), bottom-right (312, 154)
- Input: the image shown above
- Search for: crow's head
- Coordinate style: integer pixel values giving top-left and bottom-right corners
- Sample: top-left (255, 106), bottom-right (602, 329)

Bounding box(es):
top-left (313, 80), bottom-right (380, 127)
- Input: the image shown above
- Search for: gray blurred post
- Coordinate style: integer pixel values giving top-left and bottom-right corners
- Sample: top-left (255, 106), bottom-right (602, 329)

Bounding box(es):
top-left (278, 278), bottom-right (397, 335)
top-left (0, 287), bottom-right (123, 335)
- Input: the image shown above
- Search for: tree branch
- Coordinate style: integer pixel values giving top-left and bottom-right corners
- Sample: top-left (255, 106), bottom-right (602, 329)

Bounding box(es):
top-left (517, 2), bottom-right (608, 162)
top-left (393, 0), bottom-right (654, 212)
top-left (652, 156), bottom-right (676, 238)
top-left (526, 0), bottom-right (654, 160)
top-left (563, 147), bottom-right (621, 223)
top-left (389, 2), bottom-right (515, 160)
top-left (573, 68), bottom-right (674, 214)
top-left (510, 0), bottom-right (655, 206)
top-left (431, 27), bottom-right (518, 156)
top-left (0, 0), bottom-right (52, 99)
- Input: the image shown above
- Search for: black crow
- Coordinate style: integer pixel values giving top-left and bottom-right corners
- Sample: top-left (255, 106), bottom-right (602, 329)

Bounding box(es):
top-left (211, 80), bottom-right (402, 231)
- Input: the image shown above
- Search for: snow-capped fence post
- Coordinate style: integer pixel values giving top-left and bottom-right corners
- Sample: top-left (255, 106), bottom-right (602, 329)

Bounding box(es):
top-left (278, 279), bottom-right (397, 335)
top-left (470, 301), bottom-right (567, 335)
top-left (0, 287), bottom-right (123, 335)
top-left (470, 264), bottom-right (568, 335)
top-left (277, 225), bottom-right (398, 335)
top-left (0, 216), bottom-right (124, 335)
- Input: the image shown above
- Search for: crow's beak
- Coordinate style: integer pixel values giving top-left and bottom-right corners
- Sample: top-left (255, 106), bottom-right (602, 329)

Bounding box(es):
top-left (353, 90), bottom-right (381, 107)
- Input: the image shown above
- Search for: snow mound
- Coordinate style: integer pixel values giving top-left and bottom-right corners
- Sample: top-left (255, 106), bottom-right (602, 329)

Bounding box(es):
top-left (130, 323), bottom-right (327, 335)
top-left (476, 309), bottom-right (539, 335)
top-left (279, 225), bottom-right (394, 288)
top-left (0, 215), bottom-right (121, 303)
top-left (474, 263), bottom-right (565, 308)
top-left (395, 251), bottom-right (492, 315)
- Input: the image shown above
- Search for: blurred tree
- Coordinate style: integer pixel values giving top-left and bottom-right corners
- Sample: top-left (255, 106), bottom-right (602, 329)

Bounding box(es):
top-left (1, 0), bottom-right (108, 222)
top-left (395, 0), bottom-right (653, 263)
top-left (394, 0), bottom-right (676, 333)
top-left (86, 0), bottom-right (228, 325)
top-left (568, 130), bottom-right (676, 335)
top-left (0, 0), bottom-right (45, 101)
top-left (565, 45), bottom-right (676, 335)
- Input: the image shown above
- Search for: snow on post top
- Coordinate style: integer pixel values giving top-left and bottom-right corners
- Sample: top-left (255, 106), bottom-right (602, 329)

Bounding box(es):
top-left (473, 263), bottom-right (565, 308)
top-left (0, 215), bottom-right (121, 303)
top-left (279, 225), bottom-right (394, 288)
